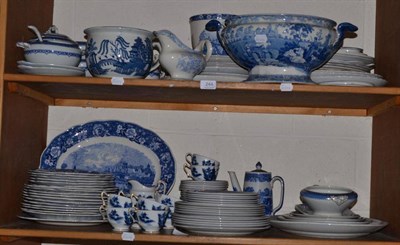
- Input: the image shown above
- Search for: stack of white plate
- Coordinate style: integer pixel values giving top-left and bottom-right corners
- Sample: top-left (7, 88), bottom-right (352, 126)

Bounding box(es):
top-left (194, 55), bottom-right (248, 82)
top-left (17, 60), bottom-right (85, 76)
top-left (312, 47), bottom-right (388, 86)
top-left (311, 70), bottom-right (388, 87)
top-left (270, 204), bottom-right (388, 239)
top-left (173, 191), bottom-right (270, 236)
top-left (179, 180), bottom-right (228, 192)
top-left (19, 169), bottom-right (118, 226)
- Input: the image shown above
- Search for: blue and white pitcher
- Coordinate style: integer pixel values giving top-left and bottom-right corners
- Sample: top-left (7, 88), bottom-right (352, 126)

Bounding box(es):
top-left (228, 162), bottom-right (285, 216)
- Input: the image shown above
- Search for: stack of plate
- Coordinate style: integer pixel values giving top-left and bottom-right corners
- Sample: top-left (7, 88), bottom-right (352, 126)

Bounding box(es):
top-left (270, 204), bottom-right (388, 239)
top-left (194, 56), bottom-right (248, 82)
top-left (17, 60), bottom-right (85, 76)
top-left (173, 191), bottom-right (270, 236)
top-left (311, 70), bottom-right (388, 87)
top-left (179, 180), bottom-right (228, 192)
top-left (19, 169), bottom-right (118, 226)
top-left (312, 47), bottom-right (388, 86)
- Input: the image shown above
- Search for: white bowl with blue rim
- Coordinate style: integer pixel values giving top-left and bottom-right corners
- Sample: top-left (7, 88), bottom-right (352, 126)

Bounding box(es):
top-left (206, 14), bottom-right (358, 83)
top-left (300, 185), bottom-right (358, 216)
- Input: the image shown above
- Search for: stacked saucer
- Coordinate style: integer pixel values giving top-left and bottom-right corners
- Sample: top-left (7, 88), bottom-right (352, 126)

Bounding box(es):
top-left (270, 186), bottom-right (388, 238)
top-left (19, 169), bottom-right (118, 226)
top-left (17, 60), bottom-right (85, 76)
top-left (194, 56), bottom-right (248, 82)
top-left (179, 179), bottom-right (228, 192)
top-left (312, 47), bottom-right (388, 86)
top-left (173, 191), bottom-right (270, 236)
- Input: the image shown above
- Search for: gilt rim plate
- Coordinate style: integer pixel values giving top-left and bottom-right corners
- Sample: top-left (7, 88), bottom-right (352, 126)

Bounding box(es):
top-left (39, 120), bottom-right (175, 193)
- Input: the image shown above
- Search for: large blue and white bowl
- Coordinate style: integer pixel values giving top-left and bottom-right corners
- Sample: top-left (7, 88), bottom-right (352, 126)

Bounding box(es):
top-left (206, 14), bottom-right (358, 83)
top-left (84, 26), bottom-right (156, 78)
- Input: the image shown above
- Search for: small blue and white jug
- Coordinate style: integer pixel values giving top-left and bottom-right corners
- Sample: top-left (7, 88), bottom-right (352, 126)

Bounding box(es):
top-left (228, 162), bottom-right (285, 216)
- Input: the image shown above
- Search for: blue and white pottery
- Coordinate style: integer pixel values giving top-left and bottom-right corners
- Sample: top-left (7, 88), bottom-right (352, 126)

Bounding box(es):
top-left (154, 30), bottom-right (212, 80)
top-left (136, 209), bottom-right (169, 233)
top-left (17, 25), bottom-right (82, 66)
top-left (185, 153), bottom-right (219, 166)
top-left (84, 26), bottom-right (159, 78)
top-left (99, 205), bottom-right (134, 232)
top-left (101, 191), bottom-right (135, 208)
top-left (137, 197), bottom-right (169, 211)
top-left (229, 162), bottom-right (284, 216)
top-left (300, 185), bottom-right (358, 216)
top-left (190, 13), bottom-right (238, 56)
top-left (39, 120), bottom-right (175, 194)
top-left (206, 14), bottom-right (358, 83)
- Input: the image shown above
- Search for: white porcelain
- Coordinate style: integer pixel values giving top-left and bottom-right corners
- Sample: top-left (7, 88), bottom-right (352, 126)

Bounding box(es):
top-left (99, 205), bottom-right (134, 232)
top-left (300, 185), bottom-right (358, 216)
top-left (270, 216), bottom-right (387, 239)
top-left (154, 30), bottom-right (212, 80)
top-left (128, 179), bottom-right (167, 199)
top-left (184, 153), bottom-right (220, 181)
top-left (101, 191), bottom-right (135, 208)
top-left (18, 64), bottom-right (85, 76)
top-left (17, 25), bottom-right (81, 66)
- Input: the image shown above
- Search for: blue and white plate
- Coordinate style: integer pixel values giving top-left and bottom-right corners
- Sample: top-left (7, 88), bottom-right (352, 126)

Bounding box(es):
top-left (39, 120), bottom-right (175, 193)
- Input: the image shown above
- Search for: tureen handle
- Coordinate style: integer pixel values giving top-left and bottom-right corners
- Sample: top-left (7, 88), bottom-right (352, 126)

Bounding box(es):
top-left (333, 22), bottom-right (358, 52)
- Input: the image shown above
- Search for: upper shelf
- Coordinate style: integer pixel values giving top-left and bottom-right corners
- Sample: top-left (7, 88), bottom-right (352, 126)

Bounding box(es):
top-left (5, 73), bottom-right (400, 117)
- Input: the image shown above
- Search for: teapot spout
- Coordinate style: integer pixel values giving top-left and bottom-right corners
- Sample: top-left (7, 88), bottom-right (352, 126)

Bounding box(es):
top-left (228, 171), bottom-right (242, 192)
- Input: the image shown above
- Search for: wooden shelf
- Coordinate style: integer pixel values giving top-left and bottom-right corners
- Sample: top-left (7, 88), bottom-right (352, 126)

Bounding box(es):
top-left (5, 73), bottom-right (400, 116)
top-left (0, 220), bottom-right (398, 245)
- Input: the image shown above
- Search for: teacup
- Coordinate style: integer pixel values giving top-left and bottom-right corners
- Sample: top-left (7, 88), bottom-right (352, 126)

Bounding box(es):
top-left (128, 179), bottom-right (167, 199)
top-left (137, 197), bottom-right (169, 211)
top-left (185, 153), bottom-right (220, 166)
top-left (135, 209), bottom-right (169, 233)
top-left (99, 205), bottom-right (134, 232)
top-left (184, 161), bottom-right (219, 181)
top-left (101, 191), bottom-right (135, 208)
top-left (155, 194), bottom-right (177, 229)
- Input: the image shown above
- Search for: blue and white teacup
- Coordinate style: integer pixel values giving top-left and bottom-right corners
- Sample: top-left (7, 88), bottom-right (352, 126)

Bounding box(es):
top-left (101, 190), bottom-right (135, 208)
top-left (185, 153), bottom-right (220, 166)
top-left (184, 163), bottom-right (219, 181)
top-left (137, 197), bottom-right (169, 211)
top-left (99, 205), bottom-right (134, 232)
top-left (155, 194), bottom-right (178, 229)
top-left (135, 209), bottom-right (169, 233)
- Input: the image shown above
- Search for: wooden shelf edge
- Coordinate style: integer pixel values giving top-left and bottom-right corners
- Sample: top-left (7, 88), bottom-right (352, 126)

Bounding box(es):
top-left (5, 73), bottom-right (400, 95)
top-left (55, 99), bottom-right (369, 116)
top-left (0, 227), bottom-right (399, 245)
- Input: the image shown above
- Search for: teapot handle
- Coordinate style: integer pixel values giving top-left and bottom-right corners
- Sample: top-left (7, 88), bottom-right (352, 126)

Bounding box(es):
top-left (271, 176), bottom-right (285, 215)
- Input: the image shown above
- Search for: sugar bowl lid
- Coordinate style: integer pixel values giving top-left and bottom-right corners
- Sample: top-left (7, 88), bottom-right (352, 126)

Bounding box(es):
top-left (250, 161), bottom-right (268, 173)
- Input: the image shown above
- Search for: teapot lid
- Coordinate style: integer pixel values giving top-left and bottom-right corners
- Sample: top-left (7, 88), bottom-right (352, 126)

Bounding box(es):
top-left (251, 162), bottom-right (268, 173)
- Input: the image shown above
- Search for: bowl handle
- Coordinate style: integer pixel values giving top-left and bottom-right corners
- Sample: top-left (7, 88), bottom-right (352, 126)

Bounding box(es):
top-left (333, 22), bottom-right (358, 51)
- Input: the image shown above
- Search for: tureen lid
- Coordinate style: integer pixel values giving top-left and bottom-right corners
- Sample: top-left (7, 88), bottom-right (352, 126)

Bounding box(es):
top-left (29, 25), bottom-right (79, 47)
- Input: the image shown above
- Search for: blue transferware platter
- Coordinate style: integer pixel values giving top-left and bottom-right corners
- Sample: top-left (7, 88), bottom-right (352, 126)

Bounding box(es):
top-left (39, 120), bottom-right (175, 193)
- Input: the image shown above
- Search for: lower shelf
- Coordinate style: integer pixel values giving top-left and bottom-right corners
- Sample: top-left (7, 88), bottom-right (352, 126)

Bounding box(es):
top-left (0, 220), bottom-right (399, 245)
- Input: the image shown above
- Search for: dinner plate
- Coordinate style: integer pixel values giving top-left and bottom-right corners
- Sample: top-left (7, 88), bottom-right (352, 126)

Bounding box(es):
top-left (18, 214), bottom-right (107, 226)
top-left (18, 64), bottom-right (85, 76)
top-left (39, 120), bottom-right (175, 193)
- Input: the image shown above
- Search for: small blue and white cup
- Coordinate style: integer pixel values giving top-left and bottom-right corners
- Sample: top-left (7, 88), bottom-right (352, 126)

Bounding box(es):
top-left (137, 197), bottom-right (169, 211)
top-left (184, 164), bottom-right (219, 181)
top-left (99, 205), bottom-right (134, 232)
top-left (185, 153), bottom-right (220, 167)
top-left (135, 209), bottom-right (169, 233)
top-left (101, 190), bottom-right (135, 208)
top-left (155, 194), bottom-right (178, 229)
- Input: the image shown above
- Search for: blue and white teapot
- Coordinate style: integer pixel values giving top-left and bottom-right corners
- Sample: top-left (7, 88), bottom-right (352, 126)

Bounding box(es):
top-left (228, 162), bottom-right (285, 216)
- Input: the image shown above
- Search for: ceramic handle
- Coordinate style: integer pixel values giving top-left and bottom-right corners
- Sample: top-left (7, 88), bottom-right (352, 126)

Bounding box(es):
top-left (150, 42), bottom-right (161, 72)
top-left (185, 153), bottom-right (193, 165)
top-left (197, 40), bottom-right (212, 62)
top-left (271, 176), bottom-right (285, 215)
top-left (16, 42), bottom-right (30, 49)
top-left (156, 180), bottom-right (167, 194)
top-left (100, 191), bottom-right (109, 207)
top-left (183, 162), bottom-right (193, 179)
top-left (333, 22), bottom-right (358, 53)
top-left (98, 204), bottom-right (107, 220)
